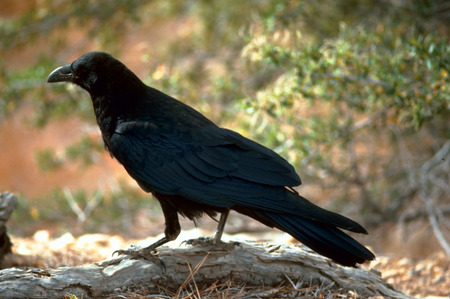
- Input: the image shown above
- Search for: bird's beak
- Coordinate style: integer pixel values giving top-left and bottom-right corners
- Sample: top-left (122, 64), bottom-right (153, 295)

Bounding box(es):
top-left (47, 64), bottom-right (75, 83)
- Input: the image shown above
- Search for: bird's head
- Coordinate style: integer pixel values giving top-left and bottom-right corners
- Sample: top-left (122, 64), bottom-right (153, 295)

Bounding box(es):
top-left (47, 51), bottom-right (136, 95)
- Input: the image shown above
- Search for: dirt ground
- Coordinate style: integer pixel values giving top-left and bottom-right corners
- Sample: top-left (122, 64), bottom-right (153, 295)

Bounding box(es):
top-left (3, 229), bottom-right (449, 298)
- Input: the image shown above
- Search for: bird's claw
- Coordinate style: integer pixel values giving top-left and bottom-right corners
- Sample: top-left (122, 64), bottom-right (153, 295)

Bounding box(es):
top-left (112, 244), bottom-right (142, 256)
top-left (183, 236), bottom-right (239, 249)
top-left (112, 245), bottom-right (166, 272)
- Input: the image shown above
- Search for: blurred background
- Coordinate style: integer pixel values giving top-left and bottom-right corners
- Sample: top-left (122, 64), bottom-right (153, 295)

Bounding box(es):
top-left (0, 0), bottom-right (448, 261)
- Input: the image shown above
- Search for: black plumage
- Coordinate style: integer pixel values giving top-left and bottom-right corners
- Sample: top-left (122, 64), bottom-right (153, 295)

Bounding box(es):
top-left (47, 51), bottom-right (375, 267)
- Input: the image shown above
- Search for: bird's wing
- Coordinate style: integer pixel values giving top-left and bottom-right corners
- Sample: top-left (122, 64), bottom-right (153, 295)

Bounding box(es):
top-left (109, 120), bottom-right (366, 232)
top-left (108, 120), bottom-right (302, 210)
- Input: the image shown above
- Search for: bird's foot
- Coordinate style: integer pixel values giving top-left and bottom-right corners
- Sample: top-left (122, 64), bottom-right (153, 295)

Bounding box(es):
top-left (113, 245), bottom-right (165, 271)
top-left (183, 236), bottom-right (239, 250)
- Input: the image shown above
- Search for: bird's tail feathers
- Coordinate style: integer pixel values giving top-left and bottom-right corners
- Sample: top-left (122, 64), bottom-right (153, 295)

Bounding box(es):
top-left (237, 207), bottom-right (375, 267)
top-left (286, 191), bottom-right (368, 234)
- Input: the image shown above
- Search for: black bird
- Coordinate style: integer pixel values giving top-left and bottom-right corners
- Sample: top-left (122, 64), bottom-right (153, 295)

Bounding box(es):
top-left (47, 51), bottom-right (375, 267)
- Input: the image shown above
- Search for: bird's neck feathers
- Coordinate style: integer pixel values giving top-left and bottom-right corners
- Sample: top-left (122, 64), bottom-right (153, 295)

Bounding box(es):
top-left (89, 65), bottom-right (147, 140)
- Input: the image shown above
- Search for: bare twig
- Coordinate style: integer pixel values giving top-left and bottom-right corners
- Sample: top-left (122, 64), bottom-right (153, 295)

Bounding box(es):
top-left (176, 252), bottom-right (210, 297)
top-left (392, 126), bottom-right (450, 255)
top-left (63, 187), bottom-right (103, 224)
top-left (419, 140), bottom-right (450, 256)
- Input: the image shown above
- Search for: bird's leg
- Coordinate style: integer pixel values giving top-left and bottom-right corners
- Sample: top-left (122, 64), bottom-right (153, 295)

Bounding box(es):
top-left (184, 210), bottom-right (238, 248)
top-left (114, 201), bottom-right (180, 269)
top-left (213, 209), bottom-right (229, 244)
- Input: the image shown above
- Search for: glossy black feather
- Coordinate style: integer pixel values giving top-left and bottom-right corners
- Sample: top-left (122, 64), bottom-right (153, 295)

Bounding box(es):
top-left (47, 51), bottom-right (375, 267)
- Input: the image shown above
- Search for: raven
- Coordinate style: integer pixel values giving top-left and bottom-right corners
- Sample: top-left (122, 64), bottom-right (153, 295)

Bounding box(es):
top-left (47, 51), bottom-right (375, 267)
